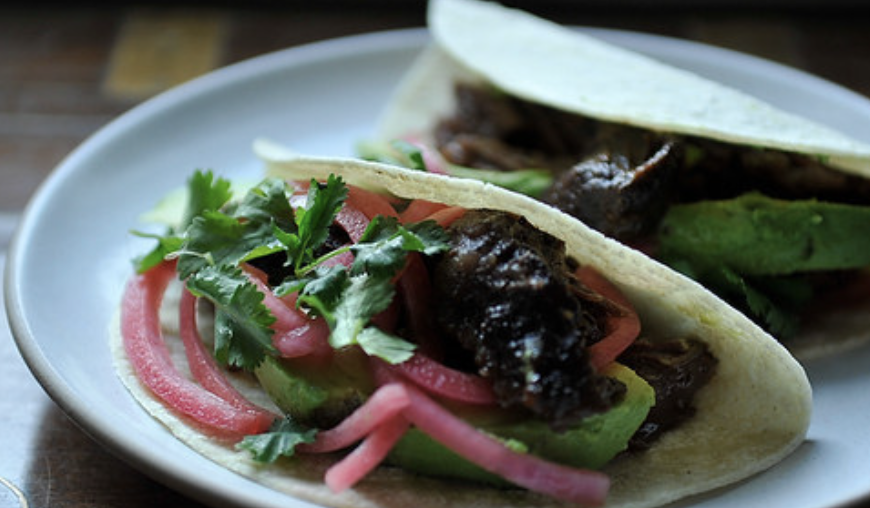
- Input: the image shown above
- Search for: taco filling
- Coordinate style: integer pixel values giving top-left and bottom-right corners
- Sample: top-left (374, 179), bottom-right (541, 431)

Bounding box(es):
top-left (121, 169), bottom-right (723, 506)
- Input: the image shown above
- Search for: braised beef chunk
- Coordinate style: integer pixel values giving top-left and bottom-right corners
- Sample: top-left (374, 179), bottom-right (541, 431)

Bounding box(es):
top-left (619, 338), bottom-right (717, 450)
top-left (435, 84), bottom-right (682, 242)
top-left (543, 130), bottom-right (680, 242)
top-left (431, 209), bottom-right (625, 431)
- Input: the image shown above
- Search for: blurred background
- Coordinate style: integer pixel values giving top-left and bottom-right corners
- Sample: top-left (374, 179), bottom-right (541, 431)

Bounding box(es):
top-left (1, 2), bottom-right (869, 507)
top-left (2, 1), bottom-right (869, 217)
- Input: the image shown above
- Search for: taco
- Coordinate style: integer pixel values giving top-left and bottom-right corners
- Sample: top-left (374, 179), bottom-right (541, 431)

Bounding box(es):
top-left (369, 0), bottom-right (870, 359)
top-left (113, 145), bottom-right (811, 508)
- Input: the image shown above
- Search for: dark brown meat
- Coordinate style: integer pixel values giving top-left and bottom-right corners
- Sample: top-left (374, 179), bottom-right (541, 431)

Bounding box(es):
top-left (542, 130), bottom-right (680, 242)
top-left (435, 84), bottom-right (683, 242)
top-left (431, 209), bottom-right (625, 431)
top-left (435, 83), bottom-right (596, 172)
top-left (619, 337), bottom-right (717, 450)
top-left (434, 84), bottom-right (870, 242)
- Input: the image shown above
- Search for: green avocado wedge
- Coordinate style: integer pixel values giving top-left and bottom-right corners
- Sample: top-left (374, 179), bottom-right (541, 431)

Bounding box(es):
top-left (254, 350), bottom-right (374, 428)
top-left (385, 363), bottom-right (655, 484)
top-left (256, 352), bottom-right (654, 486)
top-left (657, 192), bottom-right (870, 277)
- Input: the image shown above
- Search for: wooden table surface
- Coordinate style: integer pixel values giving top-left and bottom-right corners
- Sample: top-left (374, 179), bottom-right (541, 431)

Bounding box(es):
top-left (2, 3), bottom-right (869, 507)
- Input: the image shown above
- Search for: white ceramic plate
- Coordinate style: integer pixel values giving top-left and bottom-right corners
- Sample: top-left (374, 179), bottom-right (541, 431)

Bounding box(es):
top-left (6, 27), bottom-right (870, 508)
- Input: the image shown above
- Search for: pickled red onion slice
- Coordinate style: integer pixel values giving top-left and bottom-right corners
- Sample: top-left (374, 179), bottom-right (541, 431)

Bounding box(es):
top-left (577, 267), bottom-right (642, 370)
top-left (298, 383), bottom-right (411, 453)
top-left (121, 262), bottom-right (274, 437)
top-left (388, 353), bottom-right (496, 405)
top-left (400, 382), bottom-right (610, 506)
top-left (324, 415), bottom-right (410, 493)
top-left (178, 287), bottom-right (278, 420)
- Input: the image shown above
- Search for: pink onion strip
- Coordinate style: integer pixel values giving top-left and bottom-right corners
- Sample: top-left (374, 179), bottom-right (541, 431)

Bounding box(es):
top-left (297, 383), bottom-right (411, 453)
top-left (425, 206), bottom-right (466, 228)
top-left (178, 287), bottom-right (279, 420)
top-left (401, 383), bottom-right (610, 506)
top-left (324, 415), bottom-right (410, 493)
top-left (334, 203), bottom-right (371, 243)
top-left (399, 199), bottom-right (449, 224)
top-left (394, 252), bottom-right (440, 358)
top-left (121, 262), bottom-right (273, 437)
top-left (241, 265), bottom-right (333, 360)
top-left (389, 353), bottom-right (496, 405)
top-left (403, 136), bottom-right (450, 175)
top-left (347, 185), bottom-right (399, 221)
top-left (390, 252), bottom-right (494, 404)
top-left (577, 267), bottom-right (642, 371)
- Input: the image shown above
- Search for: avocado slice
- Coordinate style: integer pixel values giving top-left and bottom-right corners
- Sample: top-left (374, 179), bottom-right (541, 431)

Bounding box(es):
top-left (657, 192), bottom-right (870, 276)
top-left (256, 354), bottom-right (654, 484)
top-left (386, 363), bottom-right (655, 484)
top-left (254, 348), bottom-right (374, 427)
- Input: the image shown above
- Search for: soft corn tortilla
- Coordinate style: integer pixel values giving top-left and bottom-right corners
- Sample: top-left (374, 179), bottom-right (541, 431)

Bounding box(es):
top-left (114, 142), bottom-right (810, 508)
top-left (377, 0), bottom-right (870, 177)
top-left (375, 0), bottom-right (870, 360)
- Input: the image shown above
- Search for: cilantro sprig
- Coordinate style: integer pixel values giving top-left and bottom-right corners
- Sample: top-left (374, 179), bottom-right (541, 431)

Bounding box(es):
top-left (134, 170), bottom-right (234, 273)
top-left (135, 169), bottom-right (449, 370)
top-left (274, 176), bottom-right (348, 275)
top-left (288, 215), bottom-right (449, 363)
top-left (236, 417), bottom-right (317, 463)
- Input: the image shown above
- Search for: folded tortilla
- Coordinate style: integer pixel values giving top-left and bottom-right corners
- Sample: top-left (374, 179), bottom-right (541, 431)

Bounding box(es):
top-left (374, 0), bottom-right (870, 360)
top-left (377, 0), bottom-right (870, 178)
top-left (113, 141), bottom-right (811, 508)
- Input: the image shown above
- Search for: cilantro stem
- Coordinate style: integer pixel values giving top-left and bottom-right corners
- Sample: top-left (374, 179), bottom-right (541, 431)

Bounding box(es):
top-left (295, 245), bottom-right (354, 278)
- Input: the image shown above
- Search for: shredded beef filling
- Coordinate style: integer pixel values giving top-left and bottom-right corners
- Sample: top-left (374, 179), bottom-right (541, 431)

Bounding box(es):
top-left (431, 209), bottom-right (624, 431)
top-left (435, 83), bottom-right (870, 243)
top-left (431, 208), bottom-right (716, 444)
top-left (619, 338), bottom-right (717, 450)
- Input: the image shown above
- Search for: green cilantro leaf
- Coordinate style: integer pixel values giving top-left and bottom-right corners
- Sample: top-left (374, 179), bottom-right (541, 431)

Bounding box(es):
top-left (236, 418), bottom-right (317, 463)
top-left (351, 216), bottom-right (449, 277)
top-left (134, 170), bottom-right (233, 273)
top-left (682, 265), bottom-right (806, 339)
top-left (297, 176), bottom-right (348, 258)
top-left (356, 326), bottom-right (417, 364)
top-left (287, 216), bottom-right (449, 364)
top-left (175, 177), bottom-right (296, 278)
top-left (299, 270), bottom-right (415, 364)
top-left (231, 176), bottom-right (296, 232)
top-left (390, 139), bottom-right (428, 170)
top-left (330, 273), bottom-right (395, 348)
top-left (277, 175), bottom-right (348, 273)
top-left (715, 268), bottom-right (801, 339)
top-left (183, 170), bottom-right (234, 228)
top-left (185, 264), bottom-right (277, 370)
top-left (293, 265), bottom-right (350, 320)
top-left (132, 232), bottom-right (184, 274)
